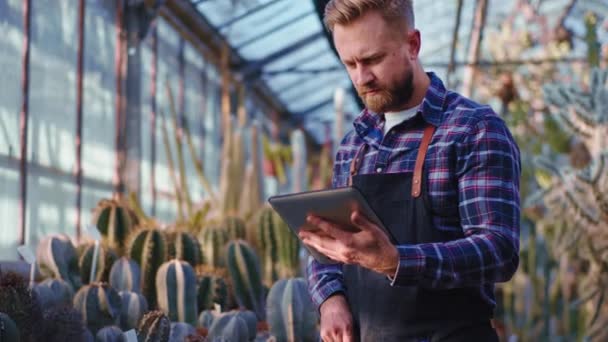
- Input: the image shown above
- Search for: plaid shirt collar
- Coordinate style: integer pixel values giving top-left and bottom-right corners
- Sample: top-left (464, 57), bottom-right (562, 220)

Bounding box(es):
top-left (353, 72), bottom-right (447, 138)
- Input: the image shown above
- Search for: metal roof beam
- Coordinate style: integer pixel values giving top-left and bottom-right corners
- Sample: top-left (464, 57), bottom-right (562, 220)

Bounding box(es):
top-left (293, 96), bottom-right (335, 116)
top-left (235, 10), bottom-right (315, 49)
top-left (217, 0), bottom-right (287, 30)
top-left (241, 31), bottom-right (324, 78)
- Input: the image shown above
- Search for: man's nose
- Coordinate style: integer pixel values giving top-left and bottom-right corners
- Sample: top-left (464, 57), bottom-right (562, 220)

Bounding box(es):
top-left (354, 66), bottom-right (374, 88)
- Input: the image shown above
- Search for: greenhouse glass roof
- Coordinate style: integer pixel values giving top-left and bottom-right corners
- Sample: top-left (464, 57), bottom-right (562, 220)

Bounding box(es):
top-left (191, 0), bottom-right (608, 143)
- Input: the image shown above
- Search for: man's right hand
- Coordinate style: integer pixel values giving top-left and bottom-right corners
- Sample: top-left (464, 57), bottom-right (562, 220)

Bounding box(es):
top-left (319, 294), bottom-right (355, 342)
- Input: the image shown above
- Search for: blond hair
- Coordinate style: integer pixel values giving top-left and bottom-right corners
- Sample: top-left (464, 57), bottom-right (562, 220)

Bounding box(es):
top-left (323, 0), bottom-right (415, 32)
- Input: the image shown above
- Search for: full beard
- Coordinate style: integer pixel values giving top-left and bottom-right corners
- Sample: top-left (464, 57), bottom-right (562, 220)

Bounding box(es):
top-left (359, 69), bottom-right (415, 113)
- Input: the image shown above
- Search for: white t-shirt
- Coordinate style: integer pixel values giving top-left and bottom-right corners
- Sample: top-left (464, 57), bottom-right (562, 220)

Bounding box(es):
top-left (383, 105), bottom-right (419, 135)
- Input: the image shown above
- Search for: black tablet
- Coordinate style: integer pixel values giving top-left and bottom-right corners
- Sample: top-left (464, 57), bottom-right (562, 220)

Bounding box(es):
top-left (268, 186), bottom-right (392, 264)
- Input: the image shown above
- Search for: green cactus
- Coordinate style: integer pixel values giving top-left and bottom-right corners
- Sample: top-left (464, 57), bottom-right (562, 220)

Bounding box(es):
top-left (197, 274), bottom-right (228, 312)
top-left (73, 282), bottom-right (122, 334)
top-left (226, 240), bottom-right (265, 320)
top-left (118, 291), bottom-right (148, 331)
top-left (258, 207), bottom-right (301, 284)
top-left (96, 326), bottom-right (125, 342)
top-left (137, 310), bottom-right (171, 342)
top-left (197, 310), bottom-right (217, 329)
top-left (275, 213), bottom-right (300, 279)
top-left (36, 234), bottom-right (81, 290)
top-left (207, 313), bottom-right (250, 342)
top-left (0, 271), bottom-right (43, 342)
top-left (128, 228), bottom-right (167, 309)
top-left (156, 259), bottom-right (198, 325)
top-left (34, 278), bottom-right (74, 308)
top-left (169, 322), bottom-right (196, 342)
top-left (267, 278), bottom-right (319, 342)
top-left (258, 207), bottom-right (278, 286)
top-left (198, 225), bottom-right (229, 268)
top-left (110, 257), bottom-right (142, 293)
top-left (233, 310), bottom-right (258, 341)
top-left (224, 216), bottom-right (247, 240)
top-left (166, 230), bottom-right (203, 267)
top-left (93, 199), bottom-right (137, 255)
top-left (0, 312), bottom-right (20, 342)
top-left (79, 243), bottom-right (118, 284)
top-left (42, 305), bottom-right (92, 342)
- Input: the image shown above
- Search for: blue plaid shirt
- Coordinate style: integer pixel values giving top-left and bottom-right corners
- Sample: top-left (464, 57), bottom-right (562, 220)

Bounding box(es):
top-left (307, 72), bottom-right (521, 311)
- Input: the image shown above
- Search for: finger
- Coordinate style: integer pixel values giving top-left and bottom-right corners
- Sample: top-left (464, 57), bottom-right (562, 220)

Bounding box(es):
top-left (350, 210), bottom-right (375, 231)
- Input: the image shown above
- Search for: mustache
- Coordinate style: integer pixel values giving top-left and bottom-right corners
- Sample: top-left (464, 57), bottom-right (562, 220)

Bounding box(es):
top-left (358, 85), bottom-right (384, 94)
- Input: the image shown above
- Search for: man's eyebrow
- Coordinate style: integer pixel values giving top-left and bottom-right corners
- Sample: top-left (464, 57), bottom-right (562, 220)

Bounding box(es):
top-left (343, 52), bottom-right (385, 64)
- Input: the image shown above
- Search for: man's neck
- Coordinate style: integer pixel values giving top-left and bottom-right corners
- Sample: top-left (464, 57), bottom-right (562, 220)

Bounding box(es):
top-left (395, 69), bottom-right (430, 111)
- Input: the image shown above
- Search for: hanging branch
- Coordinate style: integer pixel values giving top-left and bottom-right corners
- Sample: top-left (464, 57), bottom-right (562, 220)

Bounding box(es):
top-left (447, 0), bottom-right (464, 88)
top-left (159, 109), bottom-right (185, 221)
top-left (462, 0), bottom-right (489, 97)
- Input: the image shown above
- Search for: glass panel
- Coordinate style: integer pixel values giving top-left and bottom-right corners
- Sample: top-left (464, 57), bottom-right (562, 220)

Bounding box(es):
top-left (28, 0), bottom-right (78, 172)
top-left (140, 30), bottom-right (156, 216)
top-left (0, 166), bottom-right (20, 260)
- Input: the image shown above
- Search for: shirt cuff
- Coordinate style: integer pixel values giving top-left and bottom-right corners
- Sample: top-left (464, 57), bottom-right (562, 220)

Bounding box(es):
top-left (310, 279), bottom-right (346, 311)
top-left (387, 245), bottom-right (426, 286)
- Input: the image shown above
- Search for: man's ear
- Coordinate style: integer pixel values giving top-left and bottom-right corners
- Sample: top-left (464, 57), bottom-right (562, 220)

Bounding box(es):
top-left (407, 29), bottom-right (421, 60)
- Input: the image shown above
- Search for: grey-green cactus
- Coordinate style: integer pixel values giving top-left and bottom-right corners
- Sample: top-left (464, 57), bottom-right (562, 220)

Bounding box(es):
top-left (36, 234), bottom-right (81, 289)
top-left (156, 259), bottom-right (198, 325)
top-left (258, 208), bottom-right (300, 283)
top-left (169, 322), bottom-right (196, 342)
top-left (267, 278), bottom-right (319, 342)
top-left (96, 326), bottom-right (125, 342)
top-left (79, 243), bottom-right (118, 284)
top-left (198, 225), bottom-right (229, 268)
top-left (233, 310), bottom-right (258, 341)
top-left (110, 257), bottom-right (142, 293)
top-left (166, 231), bottom-right (203, 267)
top-left (34, 278), bottom-right (74, 308)
top-left (118, 291), bottom-right (148, 331)
top-left (73, 282), bottom-right (122, 334)
top-left (128, 228), bottom-right (167, 309)
top-left (197, 310), bottom-right (217, 329)
top-left (226, 240), bottom-right (265, 320)
top-left (224, 216), bottom-right (246, 240)
top-left (0, 272), bottom-right (43, 341)
top-left (207, 313), bottom-right (250, 342)
top-left (93, 199), bottom-right (137, 255)
top-left (137, 310), bottom-right (171, 342)
top-left (0, 312), bottom-right (20, 342)
top-left (197, 274), bottom-right (228, 312)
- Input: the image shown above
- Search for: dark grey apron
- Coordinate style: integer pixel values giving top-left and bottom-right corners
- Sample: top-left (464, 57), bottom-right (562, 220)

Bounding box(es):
top-left (343, 123), bottom-right (498, 342)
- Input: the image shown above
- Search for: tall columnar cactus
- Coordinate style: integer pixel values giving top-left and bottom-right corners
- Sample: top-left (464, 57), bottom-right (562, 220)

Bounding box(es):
top-left (226, 240), bottom-right (265, 320)
top-left (36, 234), bottom-right (81, 290)
top-left (0, 312), bottom-right (20, 342)
top-left (197, 274), bottom-right (228, 312)
top-left (224, 216), bottom-right (247, 240)
top-left (166, 230), bottom-right (203, 267)
top-left (73, 282), bottom-right (122, 334)
top-left (156, 259), bottom-right (198, 325)
top-left (34, 278), bottom-right (74, 308)
top-left (79, 243), bottom-right (118, 284)
top-left (198, 225), bottom-right (229, 268)
top-left (267, 278), bottom-right (319, 342)
top-left (290, 129), bottom-right (308, 193)
top-left (0, 272), bottom-right (43, 342)
top-left (109, 257), bottom-right (142, 293)
top-left (206, 313), bottom-right (250, 342)
top-left (275, 213), bottom-right (300, 279)
top-left (118, 291), bottom-right (148, 331)
top-left (137, 310), bottom-right (171, 342)
top-left (239, 121), bottom-right (264, 220)
top-left (42, 305), bottom-right (92, 342)
top-left (128, 228), bottom-right (167, 309)
top-left (96, 326), bottom-right (124, 342)
top-left (93, 199), bottom-right (136, 255)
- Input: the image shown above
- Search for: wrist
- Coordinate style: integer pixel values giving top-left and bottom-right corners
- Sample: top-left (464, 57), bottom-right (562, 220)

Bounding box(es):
top-left (380, 245), bottom-right (399, 277)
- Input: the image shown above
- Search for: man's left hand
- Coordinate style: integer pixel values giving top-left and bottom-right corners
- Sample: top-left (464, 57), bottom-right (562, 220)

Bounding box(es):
top-left (298, 210), bottom-right (399, 276)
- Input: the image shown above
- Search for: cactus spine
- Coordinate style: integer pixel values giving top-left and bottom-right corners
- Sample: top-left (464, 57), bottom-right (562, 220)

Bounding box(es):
top-left (36, 234), bottom-right (81, 290)
top-left (166, 231), bottom-right (203, 267)
top-left (109, 257), bottom-right (142, 293)
top-left (73, 282), bottom-right (122, 334)
top-left (137, 310), bottom-right (171, 342)
top-left (93, 199), bottom-right (136, 255)
top-left (197, 274), bottom-right (228, 312)
top-left (0, 312), bottom-right (20, 342)
top-left (267, 278), bottom-right (319, 342)
top-left (118, 291), bottom-right (148, 331)
top-left (79, 243), bottom-right (118, 284)
top-left (198, 225), bottom-right (229, 268)
top-left (128, 228), bottom-right (167, 308)
top-left (226, 240), bottom-right (265, 320)
top-left (156, 259), bottom-right (198, 325)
